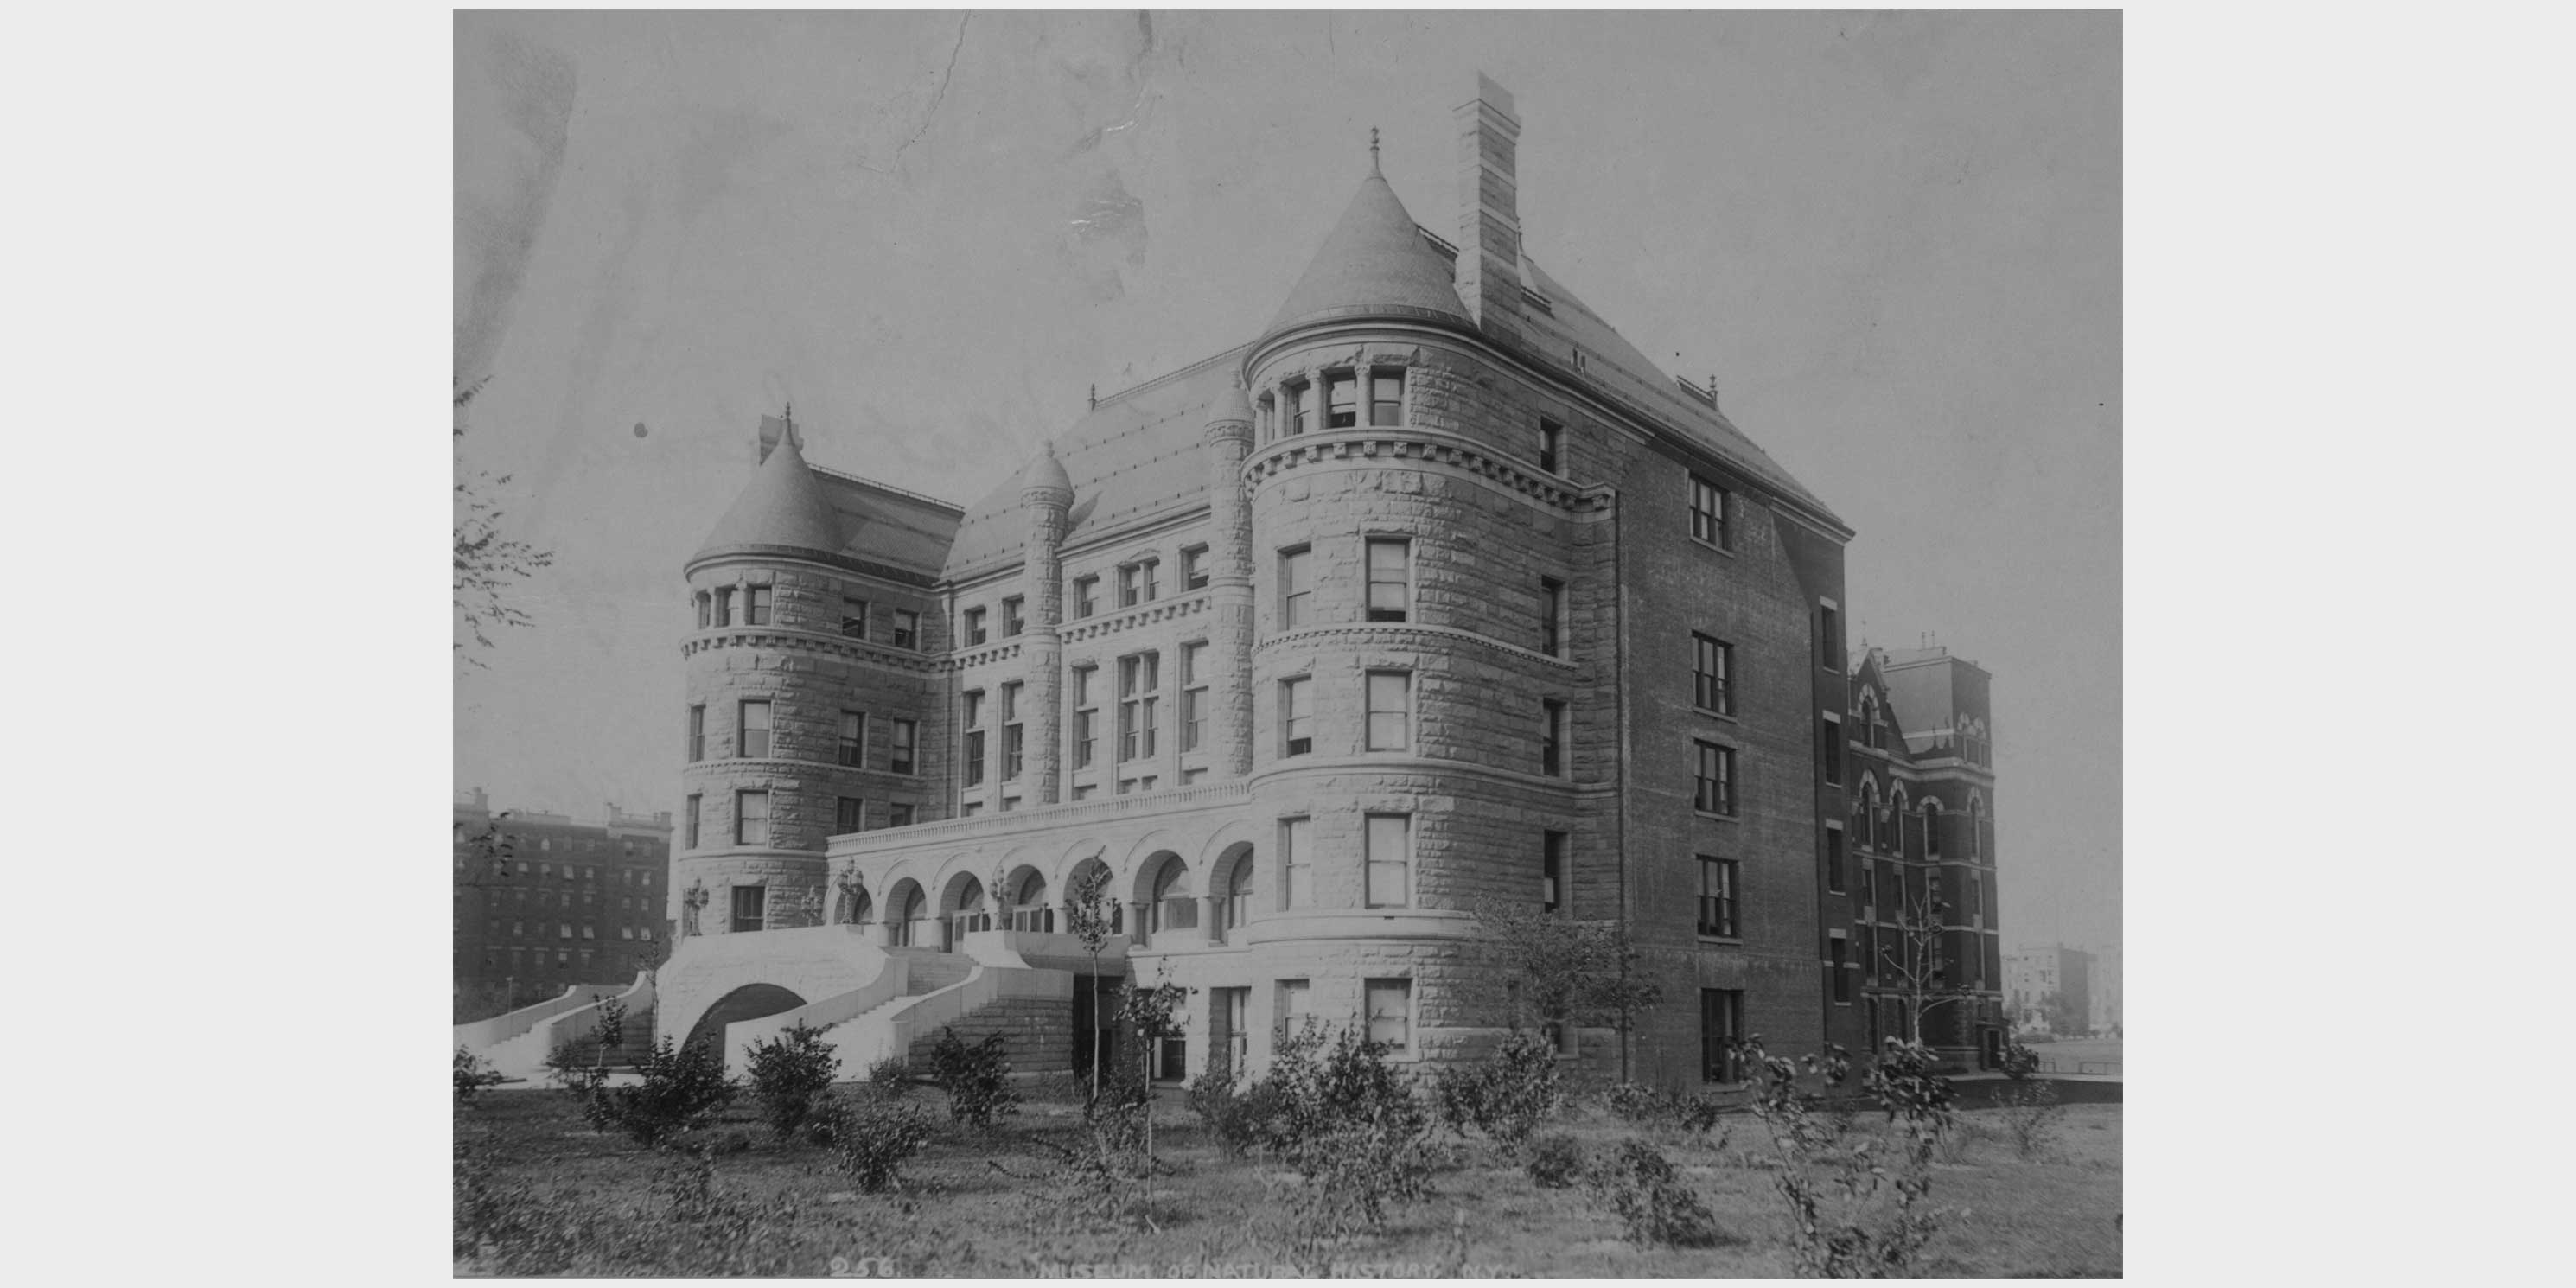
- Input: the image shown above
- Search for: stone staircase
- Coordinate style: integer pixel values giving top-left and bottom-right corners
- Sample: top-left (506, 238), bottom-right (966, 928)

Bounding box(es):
top-left (903, 993), bottom-right (1073, 1073)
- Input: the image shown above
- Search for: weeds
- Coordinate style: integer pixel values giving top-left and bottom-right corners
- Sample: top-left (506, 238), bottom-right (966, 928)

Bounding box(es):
top-left (454, 1046), bottom-right (506, 1106)
top-left (928, 1028), bottom-right (1021, 1130)
top-left (1583, 1138), bottom-right (1722, 1247)
top-left (816, 1093), bottom-right (936, 1192)
top-left (1430, 1029), bottom-right (1564, 1148)
top-left (1523, 1131), bottom-right (1584, 1189)
top-left (1733, 1035), bottom-right (1954, 1278)
top-left (1996, 1078), bottom-right (2066, 1159)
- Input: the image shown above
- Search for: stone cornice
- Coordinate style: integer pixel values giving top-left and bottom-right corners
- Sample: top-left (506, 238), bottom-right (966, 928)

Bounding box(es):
top-left (1250, 753), bottom-right (1604, 798)
top-left (682, 755), bottom-right (920, 785)
top-left (683, 627), bottom-right (941, 674)
top-left (1257, 621), bottom-right (1579, 673)
top-left (826, 779), bottom-right (1257, 859)
top-left (685, 545), bottom-right (940, 589)
top-left (1058, 592), bottom-right (1211, 648)
top-left (1243, 426), bottom-right (1605, 515)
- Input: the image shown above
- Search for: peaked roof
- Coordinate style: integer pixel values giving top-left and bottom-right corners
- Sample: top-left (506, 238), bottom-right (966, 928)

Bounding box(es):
top-left (693, 430), bottom-right (845, 562)
top-left (1264, 167), bottom-right (1472, 339)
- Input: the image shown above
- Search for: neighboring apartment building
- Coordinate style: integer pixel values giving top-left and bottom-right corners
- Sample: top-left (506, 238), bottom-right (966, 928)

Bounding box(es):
top-left (2005, 944), bottom-right (2095, 1036)
top-left (647, 76), bottom-right (2004, 1085)
top-left (455, 787), bottom-right (673, 1010)
top-left (2089, 942), bottom-right (2121, 1036)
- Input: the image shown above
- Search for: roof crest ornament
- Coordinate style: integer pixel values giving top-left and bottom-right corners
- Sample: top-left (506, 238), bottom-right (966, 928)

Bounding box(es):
top-left (1369, 126), bottom-right (1380, 175)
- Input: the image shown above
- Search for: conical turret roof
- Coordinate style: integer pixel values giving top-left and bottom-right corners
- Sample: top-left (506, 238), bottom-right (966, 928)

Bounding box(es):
top-left (693, 429), bottom-right (843, 561)
top-left (1263, 165), bottom-right (1472, 339)
top-left (1019, 440), bottom-right (1074, 500)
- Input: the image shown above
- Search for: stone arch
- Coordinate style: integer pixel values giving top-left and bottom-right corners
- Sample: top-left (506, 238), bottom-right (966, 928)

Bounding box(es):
top-left (1003, 862), bottom-right (1054, 932)
top-left (1888, 784), bottom-right (1911, 852)
top-left (1209, 840), bottom-right (1256, 943)
top-left (883, 877), bottom-right (928, 948)
top-left (941, 871), bottom-right (992, 946)
top-left (1135, 851), bottom-right (1191, 941)
top-left (682, 982), bottom-right (807, 1054)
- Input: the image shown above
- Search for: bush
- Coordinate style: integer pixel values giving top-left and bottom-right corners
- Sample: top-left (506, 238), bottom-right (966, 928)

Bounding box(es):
top-left (575, 1036), bottom-right (738, 1147)
top-left (1258, 1027), bottom-right (1442, 1234)
top-left (743, 1021), bottom-right (841, 1142)
top-left (928, 1027), bottom-right (1020, 1129)
top-left (1996, 1078), bottom-right (2065, 1159)
top-left (1734, 1035), bottom-right (1952, 1278)
top-left (1999, 1041), bottom-right (2042, 1081)
top-left (816, 1094), bottom-right (935, 1192)
top-left (455, 1046), bottom-right (507, 1106)
top-left (866, 1052), bottom-right (913, 1095)
top-left (1430, 1030), bottom-right (1563, 1147)
top-left (1523, 1132), bottom-right (1583, 1189)
top-left (1584, 1138), bottom-right (1721, 1247)
top-left (1187, 1052), bottom-right (1272, 1159)
top-left (1603, 1080), bottom-right (1725, 1138)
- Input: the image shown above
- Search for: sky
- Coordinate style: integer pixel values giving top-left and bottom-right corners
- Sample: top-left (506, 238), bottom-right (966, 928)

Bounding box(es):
top-left (454, 9), bottom-right (2120, 951)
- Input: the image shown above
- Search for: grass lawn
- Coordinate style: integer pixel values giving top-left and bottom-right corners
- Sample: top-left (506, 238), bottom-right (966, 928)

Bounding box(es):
top-left (455, 1081), bottom-right (2120, 1278)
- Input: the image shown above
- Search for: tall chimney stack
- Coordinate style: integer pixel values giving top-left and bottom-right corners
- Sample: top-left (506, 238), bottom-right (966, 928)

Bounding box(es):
top-left (1456, 73), bottom-right (1526, 344)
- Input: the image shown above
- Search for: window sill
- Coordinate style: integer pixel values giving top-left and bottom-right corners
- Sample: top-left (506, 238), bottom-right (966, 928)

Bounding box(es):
top-left (1695, 934), bottom-right (1743, 947)
top-left (1689, 536), bottom-right (1738, 558)
top-left (1693, 707), bottom-right (1739, 724)
top-left (1693, 810), bottom-right (1741, 823)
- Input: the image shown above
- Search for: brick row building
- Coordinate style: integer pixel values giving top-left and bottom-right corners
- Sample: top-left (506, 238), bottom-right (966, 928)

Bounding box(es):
top-left (454, 788), bottom-right (673, 1013)
top-left (634, 75), bottom-right (2005, 1083)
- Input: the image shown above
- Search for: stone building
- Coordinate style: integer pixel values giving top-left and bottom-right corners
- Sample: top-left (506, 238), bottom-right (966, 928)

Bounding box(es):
top-left (453, 787), bottom-right (672, 1013)
top-left (631, 76), bottom-right (2004, 1084)
top-left (2005, 944), bottom-right (2095, 1036)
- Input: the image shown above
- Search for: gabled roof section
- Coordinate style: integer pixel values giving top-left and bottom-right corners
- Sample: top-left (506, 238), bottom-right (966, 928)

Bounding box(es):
top-left (1264, 167), bottom-right (1472, 340)
top-left (942, 347), bottom-right (1253, 581)
top-left (1514, 253), bottom-right (1839, 523)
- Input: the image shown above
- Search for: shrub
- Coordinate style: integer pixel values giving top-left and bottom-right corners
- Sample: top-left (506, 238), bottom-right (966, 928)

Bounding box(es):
top-left (743, 1021), bottom-right (841, 1142)
top-left (455, 1046), bottom-right (506, 1106)
top-left (817, 1094), bottom-right (935, 1192)
top-left (575, 1036), bottom-right (738, 1147)
top-left (1523, 1132), bottom-right (1584, 1189)
top-left (1606, 1080), bottom-right (1663, 1124)
top-left (1257, 1027), bottom-right (1442, 1234)
top-left (928, 1027), bottom-right (1021, 1129)
top-left (1999, 1041), bottom-right (2042, 1081)
top-left (866, 1052), bottom-right (914, 1095)
top-left (1603, 1080), bottom-right (1725, 1138)
top-left (1584, 1138), bottom-right (1720, 1247)
top-left (1430, 1029), bottom-right (1564, 1147)
top-left (1734, 1035), bottom-right (1953, 1278)
top-left (1187, 1052), bottom-right (1271, 1159)
top-left (1996, 1078), bottom-right (2065, 1159)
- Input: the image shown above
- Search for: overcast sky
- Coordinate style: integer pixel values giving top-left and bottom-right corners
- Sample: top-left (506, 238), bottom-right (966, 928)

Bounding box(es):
top-left (454, 9), bottom-right (2120, 951)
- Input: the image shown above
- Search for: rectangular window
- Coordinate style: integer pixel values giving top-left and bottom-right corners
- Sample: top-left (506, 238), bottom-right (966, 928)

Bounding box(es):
top-left (1003, 681), bottom-right (1025, 781)
top-left (1287, 380), bottom-right (1310, 436)
top-left (687, 705), bottom-right (705, 762)
top-left (744, 585), bottom-right (772, 626)
top-left (964, 606), bottom-right (988, 646)
top-left (889, 802), bottom-right (914, 827)
top-left (1693, 634), bottom-right (1734, 715)
top-left (1182, 545), bottom-right (1208, 591)
top-left (1001, 596), bottom-right (1024, 637)
top-left (1074, 576), bottom-right (1099, 618)
top-left (695, 594), bottom-right (711, 629)
top-left (1181, 641), bottom-right (1208, 752)
top-left (1073, 665), bottom-right (1099, 768)
top-left (1542, 831), bottom-right (1566, 913)
top-left (1142, 559), bottom-right (1159, 602)
top-left (1280, 817), bottom-right (1310, 909)
top-left (1820, 714), bottom-right (1843, 785)
top-left (1278, 546), bottom-right (1312, 630)
top-left (1366, 672), bottom-right (1411, 752)
top-left (1831, 934), bottom-right (1853, 1004)
top-left (1280, 677), bottom-right (1311, 756)
top-left (1819, 603), bottom-right (1841, 672)
top-left (1540, 578), bottom-right (1565, 657)
top-left (841, 597), bottom-right (870, 639)
top-left (964, 730), bottom-right (986, 787)
top-left (964, 689), bottom-right (985, 730)
top-left (1924, 809), bottom-right (1942, 859)
top-left (1539, 417), bottom-right (1563, 473)
top-left (1276, 979), bottom-right (1312, 1040)
top-left (735, 790), bottom-right (768, 846)
top-left (738, 700), bottom-right (771, 758)
top-left (1365, 978), bottom-right (1412, 1050)
top-left (1826, 824), bottom-right (1846, 895)
top-left (1325, 373), bottom-right (1358, 428)
top-left (1542, 700), bottom-right (1567, 776)
top-left (892, 609), bottom-right (919, 650)
top-left (1369, 369), bottom-right (1404, 426)
top-left (730, 884), bottom-right (764, 934)
top-left (1257, 393), bottom-right (1275, 443)
top-left (1365, 539), bottom-right (1409, 622)
top-left (1694, 742), bottom-right (1737, 815)
top-left (1119, 564), bottom-right (1140, 608)
top-left (1701, 989), bottom-right (1744, 1083)
top-left (1118, 653), bottom-right (1159, 762)
top-left (1364, 813), bottom-right (1411, 908)
top-left (889, 719), bottom-right (916, 775)
top-left (1698, 857), bottom-right (1738, 937)
top-left (1690, 475), bottom-right (1731, 549)
top-left (837, 711), bottom-right (866, 768)
top-left (713, 587), bottom-right (733, 627)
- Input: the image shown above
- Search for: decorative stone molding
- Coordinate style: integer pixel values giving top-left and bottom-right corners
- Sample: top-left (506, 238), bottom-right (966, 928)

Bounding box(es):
top-left (1254, 621), bottom-right (1579, 673)
top-left (1244, 427), bottom-right (1604, 514)
top-left (1058, 592), bottom-right (1209, 647)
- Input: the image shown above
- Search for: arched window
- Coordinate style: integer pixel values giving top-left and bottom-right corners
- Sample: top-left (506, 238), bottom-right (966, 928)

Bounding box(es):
top-left (947, 876), bottom-right (989, 947)
top-left (1213, 846), bottom-right (1254, 944)
top-left (890, 883), bottom-right (925, 947)
top-left (1147, 857), bottom-right (1194, 936)
top-left (1861, 693), bottom-right (1882, 750)
top-left (1970, 799), bottom-right (1987, 860)
top-left (1859, 783), bottom-right (1880, 849)
top-left (1922, 800), bottom-right (1944, 859)
top-left (1011, 870), bottom-right (1052, 933)
top-left (1889, 787), bottom-right (1910, 856)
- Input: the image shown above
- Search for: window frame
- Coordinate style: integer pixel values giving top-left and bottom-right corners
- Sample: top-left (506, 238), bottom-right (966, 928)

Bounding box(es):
top-left (1540, 577), bottom-right (1565, 657)
top-left (737, 699), bottom-right (772, 759)
top-left (892, 609), bottom-right (920, 651)
top-left (687, 704), bottom-right (705, 762)
top-left (1279, 816), bottom-right (1311, 909)
top-left (1364, 670), bottom-right (1412, 753)
top-left (1363, 538), bottom-right (1410, 622)
top-left (1074, 575), bottom-right (1099, 619)
top-left (734, 790), bottom-right (769, 847)
top-left (889, 718), bottom-right (917, 775)
top-left (1279, 675), bottom-right (1311, 757)
top-left (1697, 855), bottom-right (1739, 938)
top-left (1538, 417), bottom-right (1564, 474)
top-left (1001, 596), bottom-right (1024, 638)
top-left (1694, 741), bottom-right (1738, 816)
top-left (1278, 545), bottom-right (1312, 630)
top-left (837, 710), bottom-right (866, 768)
top-left (1689, 475), bottom-right (1732, 550)
top-left (1693, 634), bottom-right (1733, 716)
top-left (1363, 813), bottom-right (1411, 909)
top-left (1364, 977), bottom-right (1412, 1052)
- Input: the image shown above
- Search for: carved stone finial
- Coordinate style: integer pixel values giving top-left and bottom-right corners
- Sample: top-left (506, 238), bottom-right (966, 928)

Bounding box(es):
top-left (1369, 126), bottom-right (1380, 173)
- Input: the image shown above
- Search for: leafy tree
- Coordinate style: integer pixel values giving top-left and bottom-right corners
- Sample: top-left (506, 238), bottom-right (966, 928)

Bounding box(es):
top-left (1062, 859), bottom-right (1118, 1104)
top-left (1470, 900), bottom-right (1664, 1079)
top-left (455, 379), bottom-right (552, 664)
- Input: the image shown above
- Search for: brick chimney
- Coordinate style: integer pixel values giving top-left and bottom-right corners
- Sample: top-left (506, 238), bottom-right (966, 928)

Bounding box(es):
top-left (1455, 73), bottom-right (1525, 344)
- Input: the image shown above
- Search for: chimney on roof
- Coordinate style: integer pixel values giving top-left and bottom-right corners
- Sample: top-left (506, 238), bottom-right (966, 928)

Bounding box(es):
top-left (1456, 73), bottom-right (1526, 343)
